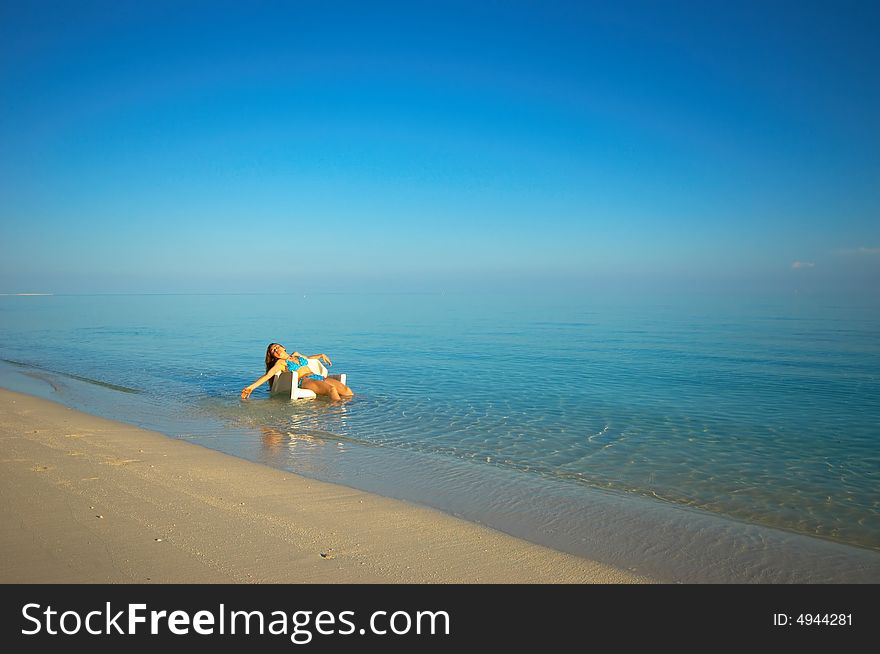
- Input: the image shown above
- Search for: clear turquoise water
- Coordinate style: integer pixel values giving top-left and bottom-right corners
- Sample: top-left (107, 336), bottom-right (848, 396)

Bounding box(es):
top-left (1, 291), bottom-right (878, 580)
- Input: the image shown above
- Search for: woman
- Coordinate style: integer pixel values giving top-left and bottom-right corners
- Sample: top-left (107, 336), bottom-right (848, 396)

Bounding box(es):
top-left (240, 343), bottom-right (354, 401)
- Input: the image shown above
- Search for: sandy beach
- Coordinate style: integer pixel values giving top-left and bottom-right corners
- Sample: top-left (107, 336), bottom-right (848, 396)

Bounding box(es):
top-left (0, 388), bottom-right (649, 583)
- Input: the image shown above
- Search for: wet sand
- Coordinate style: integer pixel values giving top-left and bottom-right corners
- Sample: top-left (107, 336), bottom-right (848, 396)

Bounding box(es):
top-left (0, 388), bottom-right (650, 583)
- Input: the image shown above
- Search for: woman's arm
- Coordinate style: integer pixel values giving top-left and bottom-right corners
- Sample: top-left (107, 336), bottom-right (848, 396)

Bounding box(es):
top-left (240, 359), bottom-right (287, 399)
top-left (305, 353), bottom-right (332, 366)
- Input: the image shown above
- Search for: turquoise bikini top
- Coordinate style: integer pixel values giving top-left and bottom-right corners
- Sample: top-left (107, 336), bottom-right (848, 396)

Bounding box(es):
top-left (287, 355), bottom-right (308, 372)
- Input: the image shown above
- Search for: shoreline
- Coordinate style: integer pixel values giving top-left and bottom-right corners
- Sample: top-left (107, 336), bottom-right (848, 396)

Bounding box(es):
top-left (2, 371), bottom-right (879, 583)
top-left (0, 387), bottom-right (649, 583)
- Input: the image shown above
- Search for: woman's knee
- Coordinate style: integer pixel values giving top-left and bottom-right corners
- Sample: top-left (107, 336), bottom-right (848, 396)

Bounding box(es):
top-left (322, 381), bottom-right (342, 399)
top-left (303, 379), bottom-right (342, 399)
top-left (326, 378), bottom-right (354, 396)
top-left (301, 379), bottom-right (325, 393)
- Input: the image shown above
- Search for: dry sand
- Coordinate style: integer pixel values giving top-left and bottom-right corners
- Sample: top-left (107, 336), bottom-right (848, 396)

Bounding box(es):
top-left (0, 388), bottom-right (650, 583)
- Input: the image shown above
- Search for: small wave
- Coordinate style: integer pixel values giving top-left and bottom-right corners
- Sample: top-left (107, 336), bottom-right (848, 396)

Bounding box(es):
top-left (587, 424), bottom-right (611, 442)
top-left (1, 358), bottom-right (142, 394)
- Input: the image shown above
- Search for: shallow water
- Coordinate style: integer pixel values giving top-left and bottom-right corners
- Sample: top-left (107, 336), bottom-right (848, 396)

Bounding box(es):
top-left (1, 291), bottom-right (878, 581)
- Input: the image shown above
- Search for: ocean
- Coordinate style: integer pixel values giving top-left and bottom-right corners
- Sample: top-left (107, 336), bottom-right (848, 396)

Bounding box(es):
top-left (1, 290), bottom-right (878, 582)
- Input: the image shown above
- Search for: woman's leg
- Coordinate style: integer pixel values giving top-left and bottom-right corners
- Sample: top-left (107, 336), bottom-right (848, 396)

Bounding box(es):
top-left (300, 378), bottom-right (342, 401)
top-left (324, 377), bottom-right (354, 397)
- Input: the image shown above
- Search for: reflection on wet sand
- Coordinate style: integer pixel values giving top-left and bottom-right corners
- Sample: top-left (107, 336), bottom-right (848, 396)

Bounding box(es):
top-left (259, 426), bottom-right (325, 459)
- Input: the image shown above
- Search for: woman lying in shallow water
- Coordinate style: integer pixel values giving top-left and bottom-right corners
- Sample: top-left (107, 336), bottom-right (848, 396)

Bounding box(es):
top-left (240, 343), bottom-right (354, 401)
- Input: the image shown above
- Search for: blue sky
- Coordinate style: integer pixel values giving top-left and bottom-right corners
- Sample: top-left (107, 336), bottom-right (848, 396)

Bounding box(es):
top-left (1, 0), bottom-right (878, 294)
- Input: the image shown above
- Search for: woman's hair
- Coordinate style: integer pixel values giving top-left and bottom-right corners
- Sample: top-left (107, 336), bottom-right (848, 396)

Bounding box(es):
top-left (265, 343), bottom-right (283, 390)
